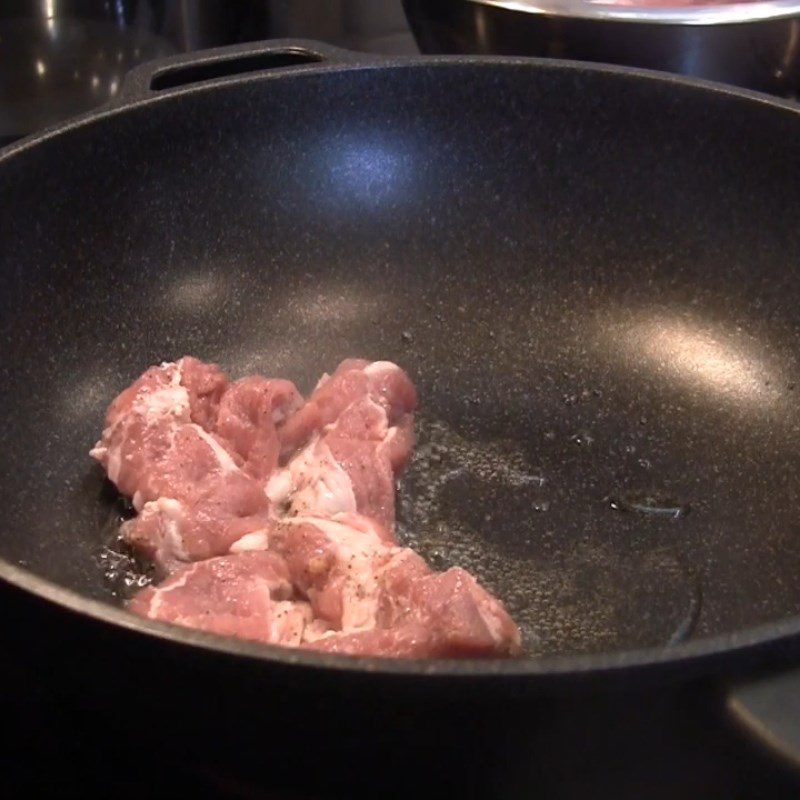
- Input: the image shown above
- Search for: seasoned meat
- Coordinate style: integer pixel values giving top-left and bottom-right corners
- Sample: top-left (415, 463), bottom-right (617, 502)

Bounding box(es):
top-left (129, 551), bottom-right (310, 645)
top-left (93, 356), bottom-right (521, 658)
top-left (267, 360), bottom-right (416, 530)
top-left (91, 359), bottom-right (278, 571)
top-left (215, 376), bottom-right (304, 481)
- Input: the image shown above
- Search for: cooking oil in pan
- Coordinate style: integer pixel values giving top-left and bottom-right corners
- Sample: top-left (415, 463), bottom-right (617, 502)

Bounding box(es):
top-left (96, 490), bottom-right (154, 600)
top-left (397, 413), bottom-right (702, 655)
top-left (609, 492), bottom-right (691, 520)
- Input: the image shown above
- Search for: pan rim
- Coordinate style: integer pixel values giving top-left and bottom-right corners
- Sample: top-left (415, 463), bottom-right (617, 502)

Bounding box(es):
top-left (2, 53), bottom-right (800, 679)
top-left (4, 556), bottom-right (800, 679)
top-left (1, 51), bottom-right (799, 168)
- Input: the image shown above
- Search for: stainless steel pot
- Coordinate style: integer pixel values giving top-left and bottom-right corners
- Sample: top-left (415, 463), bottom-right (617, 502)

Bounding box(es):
top-left (403, 0), bottom-right (800, 94)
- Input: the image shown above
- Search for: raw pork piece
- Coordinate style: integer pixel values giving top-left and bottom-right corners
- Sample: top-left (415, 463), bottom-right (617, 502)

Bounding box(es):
top-left (279, 359), bottom-right (417, 461)
top-left (267, 360), bottom-right (417, 530)
top-left (269, 514), bottom-right (521, 657)
top-left (90, 358), bottom-right (227, 504)
top-left (90, 358), bottom-right (300, 570)
top-left (119, 426), bottom-right (274, 570)
top-left (215, 376), bottom-right (304, 481)
top-left (128, 551), bottom-right (311, 645)
top-left (268, 514), bottom-right (397, 633)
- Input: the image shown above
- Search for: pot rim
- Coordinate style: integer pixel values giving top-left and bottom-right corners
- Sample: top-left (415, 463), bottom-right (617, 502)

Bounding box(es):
top-left (467, 0), bottom-right (800, 26)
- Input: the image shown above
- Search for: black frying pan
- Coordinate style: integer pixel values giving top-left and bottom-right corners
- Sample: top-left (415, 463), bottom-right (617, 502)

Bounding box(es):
top-left (3, 39), bottom-right (800, 795)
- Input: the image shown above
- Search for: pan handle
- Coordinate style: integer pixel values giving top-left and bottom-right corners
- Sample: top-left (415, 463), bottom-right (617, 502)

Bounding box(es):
top-left (727, 665), bottom-right (800, 772)
top-left (111, 39), bottom-right (364, 105)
